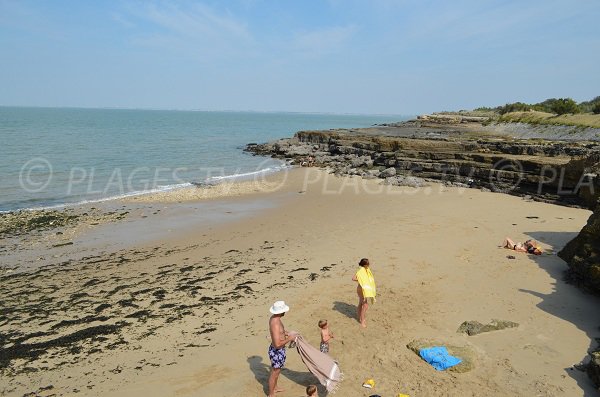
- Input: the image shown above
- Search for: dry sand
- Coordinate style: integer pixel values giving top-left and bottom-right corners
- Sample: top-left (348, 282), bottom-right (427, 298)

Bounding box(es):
top-left (1, 168), bottom-right (599, 396)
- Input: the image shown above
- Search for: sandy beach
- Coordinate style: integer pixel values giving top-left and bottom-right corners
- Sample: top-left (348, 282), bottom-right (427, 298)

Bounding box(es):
top-left (1, 167), bottom-right (599, 396)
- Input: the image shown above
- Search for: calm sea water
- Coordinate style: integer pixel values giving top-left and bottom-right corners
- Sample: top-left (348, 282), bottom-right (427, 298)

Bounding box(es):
top-left (0, 107), bottom-right (407, 212)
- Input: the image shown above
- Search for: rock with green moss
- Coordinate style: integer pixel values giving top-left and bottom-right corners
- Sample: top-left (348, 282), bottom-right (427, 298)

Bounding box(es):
top-left (0, 210), bottom-right (79, 237)
top-left (457, 319), bottom-right (519, 336)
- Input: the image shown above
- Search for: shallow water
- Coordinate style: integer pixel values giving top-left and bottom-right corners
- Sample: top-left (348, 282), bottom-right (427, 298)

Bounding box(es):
top-left (0, 107), bottom-right (406, 212)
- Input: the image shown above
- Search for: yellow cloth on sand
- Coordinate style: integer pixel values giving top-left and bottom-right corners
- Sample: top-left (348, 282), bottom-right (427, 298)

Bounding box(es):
top-left (356, 267), bottom-right (376, 301)
top-left (362, 378), bottom-right (375, 388)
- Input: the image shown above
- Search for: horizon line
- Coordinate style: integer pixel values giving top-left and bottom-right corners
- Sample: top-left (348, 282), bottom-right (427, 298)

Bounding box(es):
top-left (0, 104), bottom-right (413, 118)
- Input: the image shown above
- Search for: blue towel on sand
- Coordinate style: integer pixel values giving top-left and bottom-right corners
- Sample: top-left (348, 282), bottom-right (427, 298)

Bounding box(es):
top-left (419, 346), bottom-right (462, 371)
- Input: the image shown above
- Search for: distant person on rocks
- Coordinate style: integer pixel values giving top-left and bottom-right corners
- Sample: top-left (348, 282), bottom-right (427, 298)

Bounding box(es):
top-left (502, 237), bottom-right (542, 255)
top-left (268, 300), bottom-right (297, 397)
top-left (318, 319), bottom-right (334, 353)
top-left (352, 258), bottom-right (376, 328)
top-left (300, 156), bottom-right (314, 167)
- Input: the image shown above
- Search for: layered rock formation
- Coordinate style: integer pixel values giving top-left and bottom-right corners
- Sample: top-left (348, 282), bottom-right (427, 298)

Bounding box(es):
top-left (246, 121), bottom-right (600, 208)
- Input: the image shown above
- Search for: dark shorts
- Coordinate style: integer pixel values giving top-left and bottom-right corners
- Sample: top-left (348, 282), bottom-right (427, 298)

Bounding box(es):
top-left (268, 345), bottom-right (286, 368)
top-left (320, 341), bottom-right (329, 354)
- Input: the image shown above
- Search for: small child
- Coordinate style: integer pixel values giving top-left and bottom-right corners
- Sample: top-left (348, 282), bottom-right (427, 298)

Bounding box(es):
top-left (306, 384), bottom-right (317, 396)
top-left (318, 319), bottom-right (334, 353)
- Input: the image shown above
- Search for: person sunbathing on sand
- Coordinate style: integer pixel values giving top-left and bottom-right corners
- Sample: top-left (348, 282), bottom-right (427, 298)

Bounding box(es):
top-left (503, 237), bottom-right (542, 255)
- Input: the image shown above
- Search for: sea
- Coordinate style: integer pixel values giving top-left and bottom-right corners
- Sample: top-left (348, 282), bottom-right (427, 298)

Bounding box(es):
top-left (0, 107), bottom-right (407, 213)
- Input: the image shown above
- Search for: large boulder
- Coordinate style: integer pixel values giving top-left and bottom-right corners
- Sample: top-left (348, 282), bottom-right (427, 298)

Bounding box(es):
top-left (383, 175), bottom-right (429, 188)
top-left (379, 167), bottom-right (397, 178)
top-left (588, 351), bottom-right (600, 388)
top-left (457, 319), bottom-right (519, 336)
top-left (558, 205), bottom-right (600, 294)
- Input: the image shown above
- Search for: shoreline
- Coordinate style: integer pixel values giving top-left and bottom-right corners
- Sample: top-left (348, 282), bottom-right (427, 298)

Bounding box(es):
top-left (1, 168), bottom-right (599, 396)
top-left (0, 161), bottom-right (292, 215)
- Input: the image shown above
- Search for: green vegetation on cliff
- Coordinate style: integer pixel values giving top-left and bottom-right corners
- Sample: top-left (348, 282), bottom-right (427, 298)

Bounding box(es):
top-left (472, 96), bottom-right (600, 128)
top-left (494, 96), bottom-right (599, 115)
top-left (498, 111), bottom-right (600, 128)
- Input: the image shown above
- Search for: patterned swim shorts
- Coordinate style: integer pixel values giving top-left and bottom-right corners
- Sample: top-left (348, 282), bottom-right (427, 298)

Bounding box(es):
top-left (320, 341), bottom-right (329, 354)
top-left (268, 345), bottom-right (286, 368)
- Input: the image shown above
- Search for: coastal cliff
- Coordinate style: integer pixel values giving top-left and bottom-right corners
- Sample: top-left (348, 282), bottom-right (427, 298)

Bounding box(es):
top-left (246, 118), bottom-right (600, 208)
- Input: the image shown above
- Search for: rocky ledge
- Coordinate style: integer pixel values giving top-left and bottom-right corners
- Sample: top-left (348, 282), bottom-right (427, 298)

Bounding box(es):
top-left (246, 120), bottom-right (600, 208)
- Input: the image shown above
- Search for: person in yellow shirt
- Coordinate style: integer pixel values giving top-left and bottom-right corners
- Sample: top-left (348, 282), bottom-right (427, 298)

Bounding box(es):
top-left (351, 258), bottom-right (376, 328)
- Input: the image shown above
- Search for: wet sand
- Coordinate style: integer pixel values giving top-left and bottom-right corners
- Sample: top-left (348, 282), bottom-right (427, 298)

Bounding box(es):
top-left (1, 168), bottom-right (599, 396)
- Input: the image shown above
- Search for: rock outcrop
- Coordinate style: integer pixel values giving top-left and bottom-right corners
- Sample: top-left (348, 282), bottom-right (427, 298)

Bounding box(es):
top-left (558, 206), bottom-right (600, 295)
top-left (457, 319), bottom-right (519, 336)
top-left (588, 351), bottom-right (600, 388)
top-left (246, 122), bottom-right (600, 208)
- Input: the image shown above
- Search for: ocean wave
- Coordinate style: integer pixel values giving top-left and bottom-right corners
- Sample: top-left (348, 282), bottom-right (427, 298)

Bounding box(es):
top-left (0, 163), bottom-right (291, 214)
top-left (0, 183), bottom-right (195, 213)
top-left (205, 163), bottom-right (291, 183)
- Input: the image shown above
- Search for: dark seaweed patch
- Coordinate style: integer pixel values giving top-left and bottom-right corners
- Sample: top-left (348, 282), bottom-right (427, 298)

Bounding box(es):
top-left (131, 288), bottom-right (154, 296)
top-left (106, 285), bottom-right (131, 297)
top-left (0, 323), bottom-right (127, 369)
top-left (152, 289), bottom-right (167, 300)
top-left (117, 299), bottom-right (139, 308)
top-left (94, 304), bottom-right (111, 313)
top-left (51, 315), bottom-right (110, 330)
top-left (70, 292), bottom-right (89, 300)
top-left (125, 310), bottom-right (152, 320)
top-left (194, 327), bottom-right (216, 335)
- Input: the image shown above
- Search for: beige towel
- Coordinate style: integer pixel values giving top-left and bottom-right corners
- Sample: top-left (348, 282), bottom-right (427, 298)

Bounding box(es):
top-left (295, 335), bottom-right (342, 393)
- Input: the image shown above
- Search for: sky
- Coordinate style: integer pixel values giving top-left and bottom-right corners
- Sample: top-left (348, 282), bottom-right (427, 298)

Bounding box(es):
top-left (0, 0), bottom-right (599, 115)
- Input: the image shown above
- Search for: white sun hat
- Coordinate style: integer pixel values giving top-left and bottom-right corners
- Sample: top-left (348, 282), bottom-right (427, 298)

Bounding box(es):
top-left (269, 300), bottom-right (290, 314)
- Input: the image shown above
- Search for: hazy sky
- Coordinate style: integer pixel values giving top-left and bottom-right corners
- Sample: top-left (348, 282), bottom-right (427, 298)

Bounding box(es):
top-left (1, 0), bottom-right (599, 114)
